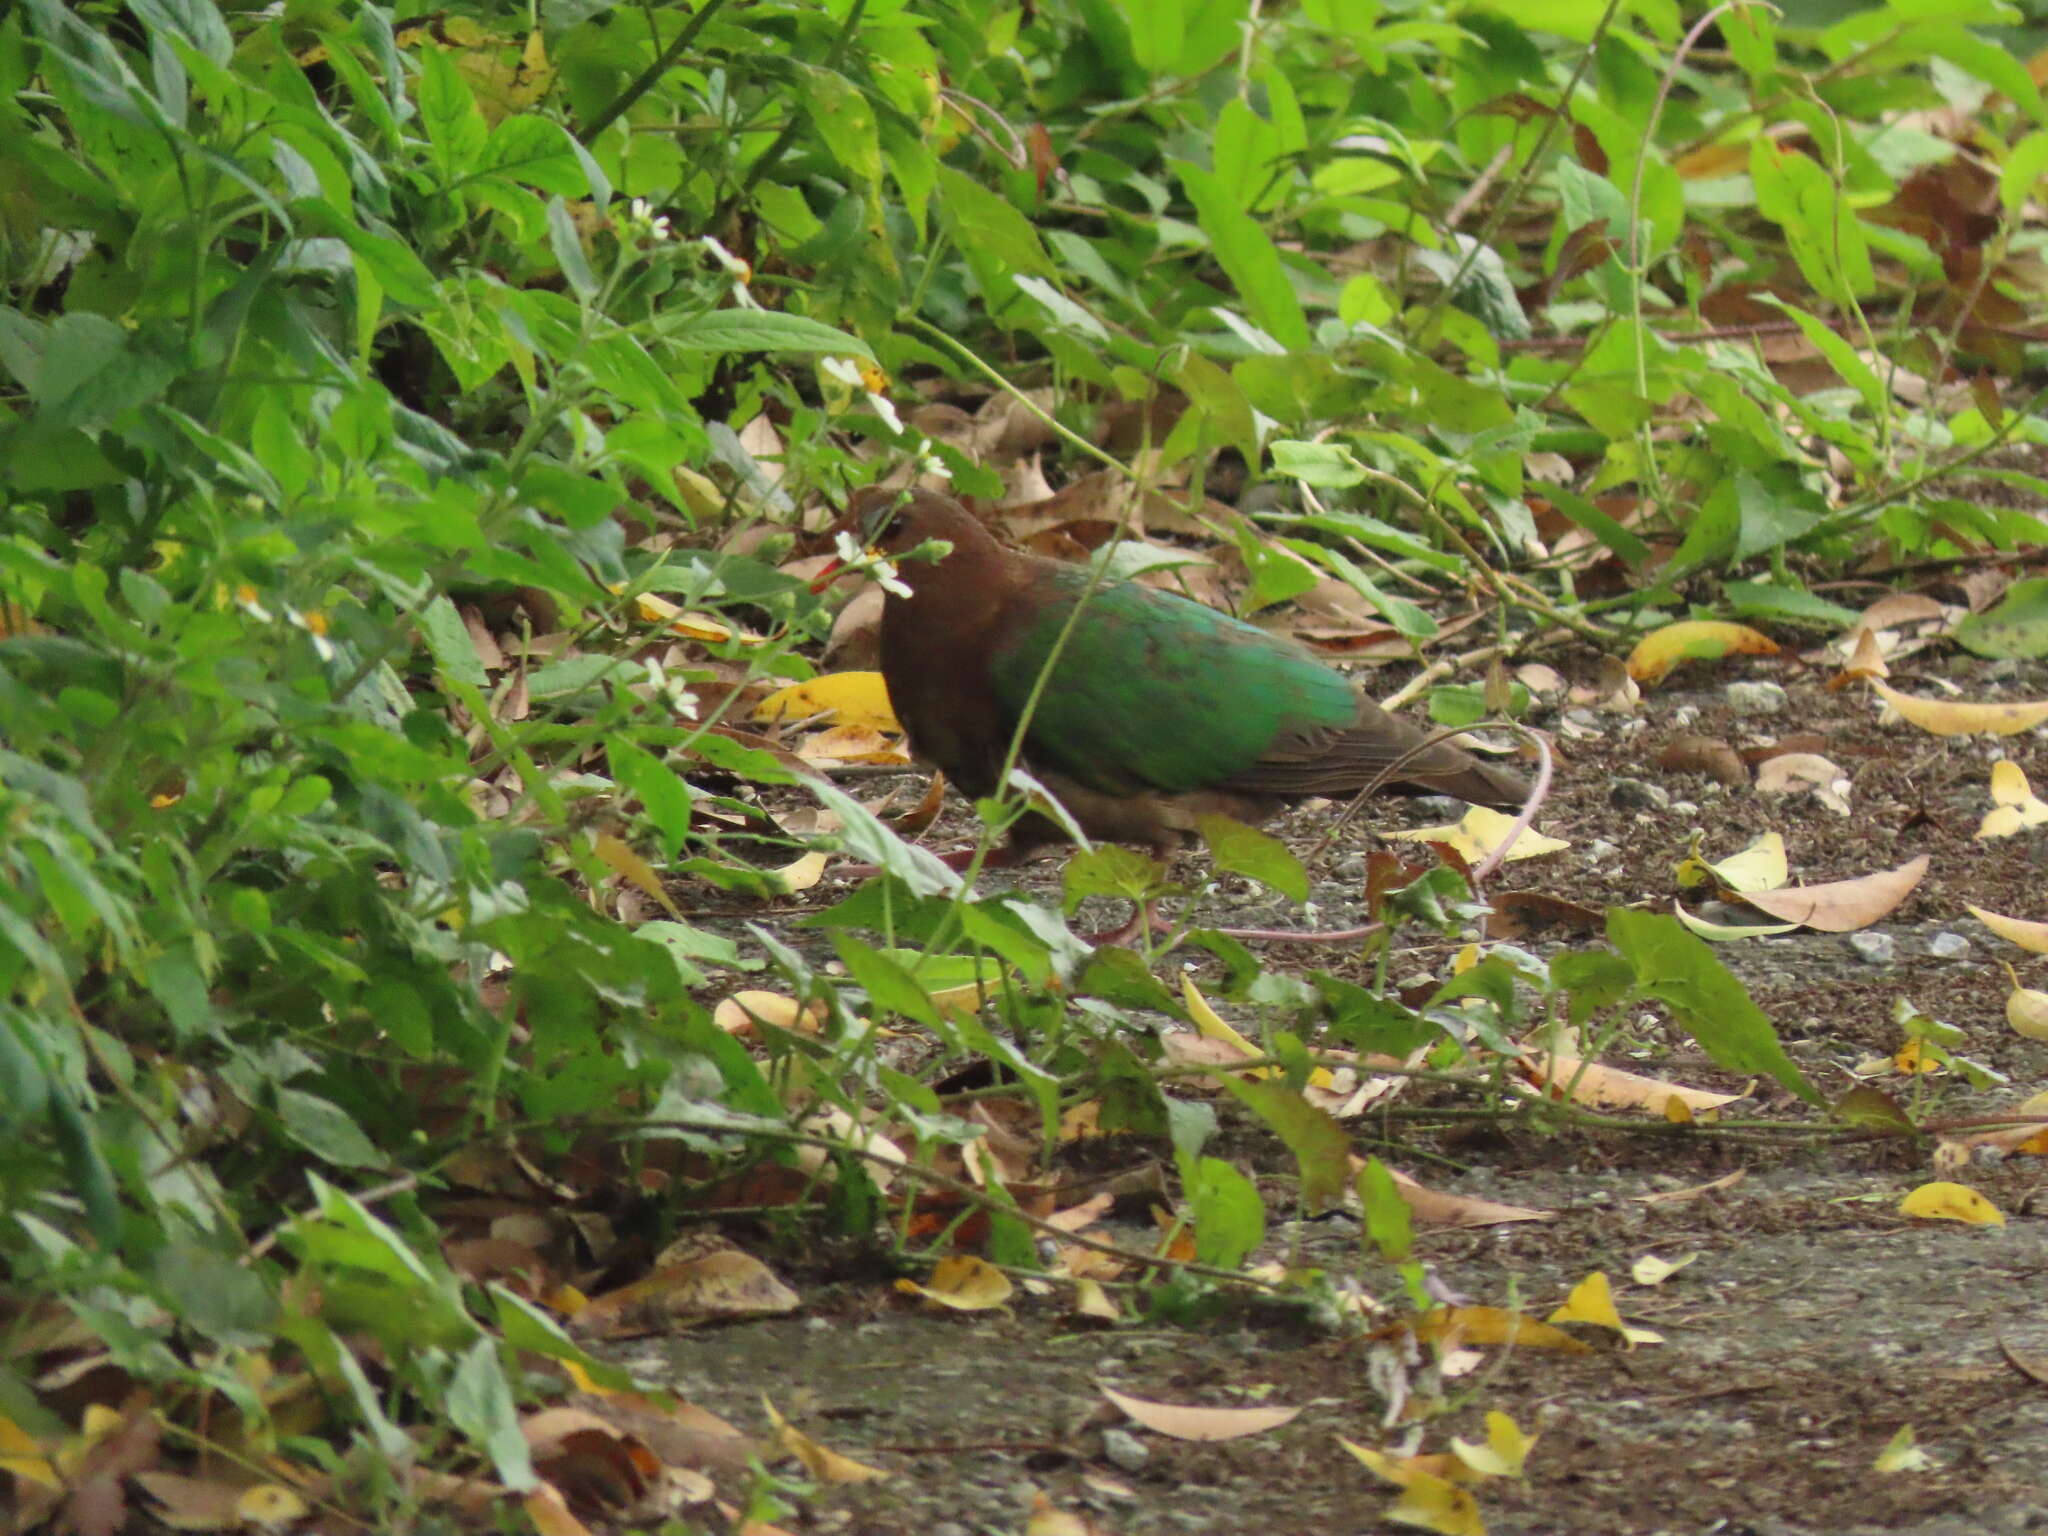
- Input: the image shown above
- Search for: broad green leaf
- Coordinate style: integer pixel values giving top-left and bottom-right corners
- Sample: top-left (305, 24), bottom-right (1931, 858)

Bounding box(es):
top-left (1197, 815), bottom-right (1309, 902)
top-left (1175, 162), bottom-right (1311, 352)
top-left (661, 308), bottom-right (871, 357)
top-left (1607, 909), bottom-right (1820, 1104)
top-left (447, 1338), bottom-right (536, 1492)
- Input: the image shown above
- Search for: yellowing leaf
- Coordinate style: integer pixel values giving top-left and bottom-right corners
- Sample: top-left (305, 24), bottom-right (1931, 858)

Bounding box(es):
top-left (1869, 678), bottom-right (2048, 736)
top-left (1387, 1468), bottom-right (1487, 1536)
top-left (712, 990), bottom-right (827, 1036)
top-left (1547, 1271), bottom-right (1662, 1345)
top-left (1448, 1411), bottom-right (1535, 1479)
top-left (1873, 1423), bottom-right (1937, 1473)
top-left (762, 1397), bottom-right (890, 1482)
top-left (1411, 1307), bottom-right (1591, 1352)
top-left (1626, 621), bottom-right (1779, 685)
top-left (0, 1416), bottom-right (59, 1490)
top-left (1630, 1252), bottom-right (1700, 1286)
top-left (1707, 832), bottom-right (1789, 893)
top-left (620, 589), bottom-right (754, 644)
top-left (1978, 760), bottom-right (2048, 839)
top-left (1182, 976), bottom-right (1335, 1087)
top-left (592, 832), bottom-right (679, 916)
top-left (2001, 962), bottom-right (2048, 1042)
top-left (1385, 806), bottom-right (1567, 862)
top-left (769, 850), bottom-right (830, 893)
top-left (1968, 904), bottom-right (2048, 954)
top-left (1898, 1181), bottom-right (2005, 1226)
top-left (237, 1483), bottom-right (311, 1523)
top-left (895, 1255), bottom-right (1013, 1312)
top-left (1672, 901), bottom-right (1800, 942)
top-left (754, 672), bottom-right (902, 732)
top-left (1548, 1271), bottom-right (1623, 1329)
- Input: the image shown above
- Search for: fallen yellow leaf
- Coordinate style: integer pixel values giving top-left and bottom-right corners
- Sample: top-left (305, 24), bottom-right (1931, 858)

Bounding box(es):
top-left (1626, 620), bottom-right (1779, 685)
top-left (1898, 1180), bottom-right (2005, 1226)
top-left (754, 671), bottom-right (902, 733)
top-left (1968, 904), bottom-right (2048, 954)
top-left (1869, 678), bottom-right (2048, 736)
top-left (1385, 806), bottom-right (1567, 862)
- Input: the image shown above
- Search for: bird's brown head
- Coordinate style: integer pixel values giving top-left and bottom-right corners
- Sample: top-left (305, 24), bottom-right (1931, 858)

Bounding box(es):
top-left (846, 487), bottom-right (994, 562)
top-left (814, 488), bottom-right (1007, 602)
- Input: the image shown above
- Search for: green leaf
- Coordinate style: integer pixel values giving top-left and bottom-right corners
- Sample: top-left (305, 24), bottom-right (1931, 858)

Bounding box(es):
top-left (1606, 909), bottom-right (1820, 1104)
top-left (416, 595), bottom-right (486, 687)
top-left (937, 165), bottom-right (1057, 281)
top-left (1215, 1077), bottom-right (1349, 1213)
top-left (1196, 815), bottom-right (1308, 903)
top-left (447, 1338), bottom-right (537, 1492)
top-left (1356, 1156), bottom-right (1413, 1262)
top-left (1954, 578), bottom-right (2048, 659)
top-left (1062, 844), bottom-right (1168, 911)
top-left (804, 777), bottom-right (962, 897)
top-left (608, 737), bottom-right (695, 861)
top-left (417, 44), bottom-right (488, 180)
top-left (831, 933), bottom-right (944, 1030)
top-left (660, 308), bottom-right (871, 357)
top-left (1175, 162), bottom-right (1312, 352)
top-left (275, 1088), bottom-right (383, 1169)
top-left (1184, 1156), bottom-right (1265, 1267)
top-left (546, 196), bottom-right (597, 299)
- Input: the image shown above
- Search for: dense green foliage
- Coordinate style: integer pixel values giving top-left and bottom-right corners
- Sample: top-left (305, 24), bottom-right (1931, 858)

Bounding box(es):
top-left (2, 0), bottom-right (2045, 1513)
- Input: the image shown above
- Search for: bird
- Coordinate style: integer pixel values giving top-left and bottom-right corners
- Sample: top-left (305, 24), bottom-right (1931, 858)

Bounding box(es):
top-left (849, 488), bottom-right (1529, 870)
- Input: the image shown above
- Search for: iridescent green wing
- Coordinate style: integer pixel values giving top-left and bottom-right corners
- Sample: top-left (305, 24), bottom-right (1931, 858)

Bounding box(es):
top-left (987, 567), bottom-right (1357, 796)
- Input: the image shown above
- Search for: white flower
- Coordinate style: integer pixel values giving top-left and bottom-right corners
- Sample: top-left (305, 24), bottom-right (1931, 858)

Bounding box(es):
top-left (866, 390), bottom-right (903, 435)
top-left (820, 356), bottom-right (864, 387)
top-left (872, 556), bottom-right (911, 599)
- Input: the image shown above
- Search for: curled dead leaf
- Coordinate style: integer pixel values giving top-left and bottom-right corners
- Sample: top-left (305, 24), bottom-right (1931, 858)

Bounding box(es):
top-left (1098, 1384), bottom-right (1300, 1441)
top-left (1656, 734), bottom-right (1748, 785)
top-left (1737, 853), bottom-right (1927, 932)
top-left (1753, 752), bottom-right (1850, 814)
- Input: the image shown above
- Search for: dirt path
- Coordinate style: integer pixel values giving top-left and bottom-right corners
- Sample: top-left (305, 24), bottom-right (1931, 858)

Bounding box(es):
top-left (659, 652), bottom-right (2048, 1534)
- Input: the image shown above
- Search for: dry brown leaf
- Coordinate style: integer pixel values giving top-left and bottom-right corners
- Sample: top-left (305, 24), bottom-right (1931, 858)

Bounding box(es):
top-left (1753, 751), bottom-right (1851, 813)
top-left (1736, 853), bottom-right (1928, 932)
top-left (1832, 625), bottom-right (1889, 687)
top-left (1373, 1163), bottom-right (1553, 1226)
top-left (1409, 1306), bottom-right (1592, 1353)
top-left (1656, 734), bottom-right (1748, 785)
top-left (1026, 1488), bottom-right (1113, 1536)
top-left (1098, 1385), bottom-right (1300, 1441)
top-left (522, 1407), bottom-right (657, 1510)
top-left (573, 1248), bottom-right (799, 1337)
top-left (1484, 890), bottom-right (1607, 941)
top-left (762, 1397), bottom-right (890, 1483)
top-left (524, 1481), bottom-right (597, 1536)
top-left (1518, 1051), bottom-right (1745, 1114)
top-left (1632, 1169), bottom-right (1746, 1204)
top-left (1857, 593), bottom-right (1948, 631)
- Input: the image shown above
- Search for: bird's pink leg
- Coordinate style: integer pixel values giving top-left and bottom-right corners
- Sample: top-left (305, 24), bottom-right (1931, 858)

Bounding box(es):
top-left (828, 843), bottom-right (1028, 882)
